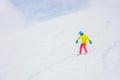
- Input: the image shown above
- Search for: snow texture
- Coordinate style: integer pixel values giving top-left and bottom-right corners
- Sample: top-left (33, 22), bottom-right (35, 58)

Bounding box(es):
top-left (0, 0), bottom-right (120, 80)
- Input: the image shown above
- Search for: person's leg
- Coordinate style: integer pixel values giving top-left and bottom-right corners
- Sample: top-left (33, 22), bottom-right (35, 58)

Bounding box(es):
top-left (83, 43), bottom-right (87, 53)
top-left (79, 44), bottom-right (83, 54)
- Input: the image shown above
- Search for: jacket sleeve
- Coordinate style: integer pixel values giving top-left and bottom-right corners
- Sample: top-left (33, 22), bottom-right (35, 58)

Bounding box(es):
top-left (86, 35), bottom-right (91, 41)
top-left (84, 34), bottom-right (90, 41)
top-left (77, 36), bottom-right (81, 41)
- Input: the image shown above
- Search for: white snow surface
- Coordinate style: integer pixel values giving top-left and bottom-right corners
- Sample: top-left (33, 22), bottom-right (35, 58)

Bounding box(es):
top-left (0, 0), bottom-right (120, 80)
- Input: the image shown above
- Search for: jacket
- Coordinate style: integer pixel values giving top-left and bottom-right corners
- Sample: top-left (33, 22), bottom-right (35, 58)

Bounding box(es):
top-left (77, 33), bottom-right (90, 44)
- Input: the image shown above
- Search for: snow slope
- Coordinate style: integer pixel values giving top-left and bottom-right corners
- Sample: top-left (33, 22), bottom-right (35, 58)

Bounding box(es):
top-left (0, 0), bottom-right (120, 80)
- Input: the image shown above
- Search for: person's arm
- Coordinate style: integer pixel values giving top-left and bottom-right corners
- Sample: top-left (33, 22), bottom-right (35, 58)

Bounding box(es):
top-left (89, 40), bottom-right (92, 44)
top-left (86, 35), bottom-right (92, 44)
top-left (76, 36), bottom-right (81, 44)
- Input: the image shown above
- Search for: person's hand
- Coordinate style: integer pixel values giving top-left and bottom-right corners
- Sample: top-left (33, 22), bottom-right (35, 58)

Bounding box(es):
top-left (76, 40), bottom-right (78, 44)
top-left (89, 40), bottom-right (92, 44)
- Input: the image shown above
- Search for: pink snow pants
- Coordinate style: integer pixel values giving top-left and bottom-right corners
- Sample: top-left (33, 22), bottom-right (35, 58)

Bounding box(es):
top-left (79, 43), bottom-right (87, 54)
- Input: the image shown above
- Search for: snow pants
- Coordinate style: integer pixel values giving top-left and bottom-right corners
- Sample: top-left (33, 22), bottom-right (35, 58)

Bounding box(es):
top-left (79, 43), bottom-right (87, 54)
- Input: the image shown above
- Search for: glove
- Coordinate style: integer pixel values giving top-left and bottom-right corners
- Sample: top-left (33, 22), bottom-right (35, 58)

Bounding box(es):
top-left (76, 40), bottom-right (78, 44)
top-left (89, 40), bottom-right (92, 44)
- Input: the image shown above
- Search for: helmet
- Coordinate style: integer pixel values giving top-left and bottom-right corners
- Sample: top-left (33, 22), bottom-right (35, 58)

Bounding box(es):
top-left (79, 31), bottom-right (83, 35)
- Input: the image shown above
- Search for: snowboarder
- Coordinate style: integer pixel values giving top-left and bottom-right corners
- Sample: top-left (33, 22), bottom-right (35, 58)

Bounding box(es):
top-left (76, 31), bottom-right (92, 55)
